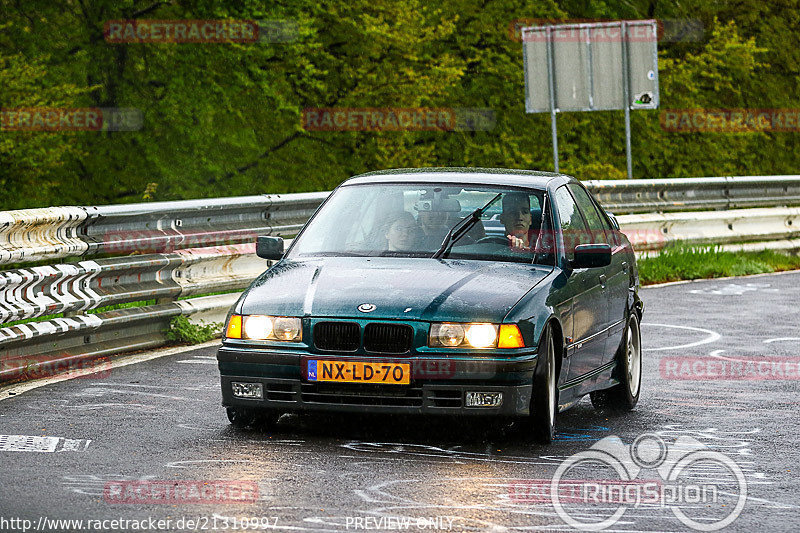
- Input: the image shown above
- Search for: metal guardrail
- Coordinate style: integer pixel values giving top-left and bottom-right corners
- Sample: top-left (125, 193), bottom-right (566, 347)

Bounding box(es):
top-left (2, 175), bottom-right (800, 384)
top-left (0, 207), bottom-right (88, 264)
top-left (0, 192), bottom-right (328, 265)
top-left (0, 243), bottom-right (265, 382)
top-left (618, 207), bottom-right (800, 251)
top-left (4, 176), bottom-right (799, 266)
top-left (585, 175), bottom-right (800, 213)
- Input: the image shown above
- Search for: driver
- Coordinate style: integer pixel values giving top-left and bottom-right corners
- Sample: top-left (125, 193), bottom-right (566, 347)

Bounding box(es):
top-left (499, 192), bottom-right (535, 251)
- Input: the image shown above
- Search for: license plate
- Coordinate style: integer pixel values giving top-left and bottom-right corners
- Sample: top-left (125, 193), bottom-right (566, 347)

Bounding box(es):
top-left (307, 360), bottom-right (410, 385)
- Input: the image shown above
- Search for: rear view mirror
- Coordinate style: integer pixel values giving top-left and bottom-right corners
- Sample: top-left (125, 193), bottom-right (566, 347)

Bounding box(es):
top-left (572, 243), bottom-right (612, 269)
top-left (256, 236), bottom-right (284, 260)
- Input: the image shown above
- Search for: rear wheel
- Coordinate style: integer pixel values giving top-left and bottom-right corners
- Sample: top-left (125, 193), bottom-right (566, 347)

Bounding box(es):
top-left (529, 324), bottom-right (557, 443)
top-left (590, 312), bottom-right (642, 411)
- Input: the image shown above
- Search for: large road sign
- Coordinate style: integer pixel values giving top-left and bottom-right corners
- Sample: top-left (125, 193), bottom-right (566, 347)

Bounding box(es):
top-left (522, 20), bottom-right (659, 178)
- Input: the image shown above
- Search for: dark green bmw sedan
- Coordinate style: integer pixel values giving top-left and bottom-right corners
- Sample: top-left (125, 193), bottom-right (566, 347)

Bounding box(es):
top-left (217, 168), bottom-right (643, 443)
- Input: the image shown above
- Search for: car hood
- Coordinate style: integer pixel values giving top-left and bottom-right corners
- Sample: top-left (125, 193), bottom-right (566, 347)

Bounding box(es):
top-left (239, 257), bottom-right (550, 322)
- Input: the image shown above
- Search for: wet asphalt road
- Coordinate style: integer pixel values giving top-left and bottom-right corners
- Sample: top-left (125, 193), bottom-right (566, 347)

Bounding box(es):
top-left (1, 271), bottom-right (799, 532)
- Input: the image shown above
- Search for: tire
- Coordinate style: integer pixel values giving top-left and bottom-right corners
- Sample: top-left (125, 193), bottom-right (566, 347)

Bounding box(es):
top-left (254, 410), bottom-right (282, 429)
top-left (226, 407), bottom-right (256, 428)
top-left (226, 407), bottom-right (282, 429)
top-left (590, 312), bottom-right (642, 411)
top-left (529, 323), bottom-right (558, 443)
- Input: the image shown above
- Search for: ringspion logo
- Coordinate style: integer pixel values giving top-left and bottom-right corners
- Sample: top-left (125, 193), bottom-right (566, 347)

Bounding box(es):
top-left (547, 434), bottom-right (746, 531)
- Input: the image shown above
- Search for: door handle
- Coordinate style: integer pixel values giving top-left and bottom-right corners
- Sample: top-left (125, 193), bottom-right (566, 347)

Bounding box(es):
top-left (599, 274), bottom-right (607, 288)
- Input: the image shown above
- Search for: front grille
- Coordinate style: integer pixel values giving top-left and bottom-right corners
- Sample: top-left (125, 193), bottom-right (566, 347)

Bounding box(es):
top-left (314, 321), bottom-right (360, 352)
top-left (364, 323), bottom-right (413, 354)
top-left (300, 382), bottom-right (423, 407)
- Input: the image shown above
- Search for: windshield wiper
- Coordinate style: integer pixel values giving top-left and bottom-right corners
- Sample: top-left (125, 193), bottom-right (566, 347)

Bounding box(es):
top-left (432, 193), bottom-right (502, 259)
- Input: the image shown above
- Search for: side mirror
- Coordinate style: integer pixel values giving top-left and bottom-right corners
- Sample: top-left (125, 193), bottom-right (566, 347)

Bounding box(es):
top-left (256, 236), bottom-right (284, 260)
top-left (606, 212), bottom-right (620, 230)
top-left (572, 243), bottom-right (612, 269)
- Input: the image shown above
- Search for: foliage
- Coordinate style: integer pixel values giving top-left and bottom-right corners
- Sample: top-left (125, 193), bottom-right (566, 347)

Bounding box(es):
top-left (638, 244), bottom-right (800, 284)
top-left (165, 315), bottom-right (222, 344)
top-left (0, 1), bottom-right (798, 209)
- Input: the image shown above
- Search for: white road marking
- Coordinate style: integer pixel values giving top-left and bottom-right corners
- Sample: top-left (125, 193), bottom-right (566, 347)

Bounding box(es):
top-left (688, 282), bottom-right (776, 296)
top-left (0, 434), bottom-right (91, 453)
top-left (763, 337), bottom-right (800, 343)
top-left (73, 386), bottom-right (198, 401)
top-left (642, 323), bottom-right (721, 352)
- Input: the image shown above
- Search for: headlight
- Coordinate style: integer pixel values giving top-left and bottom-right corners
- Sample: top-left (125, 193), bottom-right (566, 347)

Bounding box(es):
top-left (465, 323), bottom-right (497, 348)
top-left (429, 323), bottom-right (524, 349)
top-left (430, 323), bottom-right (497, 348)
top-left (243, 315), bottom-right (272, 340)
top-left (273, 317), bottom-right (301, 340)
top-left (225, 314), bottom-right (302, 342)
top-left (435, 323), bottom-right (465, 346)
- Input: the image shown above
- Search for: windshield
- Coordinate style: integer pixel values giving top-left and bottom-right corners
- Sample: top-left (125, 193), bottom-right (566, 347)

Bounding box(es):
top-left (288, 183), bottom-right (554, 265)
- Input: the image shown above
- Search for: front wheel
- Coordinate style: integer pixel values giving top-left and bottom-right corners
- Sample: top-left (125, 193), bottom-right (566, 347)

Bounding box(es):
top-left (226, 407), bottom-right (255, 428)
top-left (590, 312), bottom-right (642, 411)
top-left (529, 324), bottom-right (558, 443)
top-left (226, 407), bottom-right (281, 429)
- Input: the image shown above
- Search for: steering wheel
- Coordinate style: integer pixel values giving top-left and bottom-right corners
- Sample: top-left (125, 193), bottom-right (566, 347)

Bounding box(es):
top-left (475, 235), bottom-right (510, 245)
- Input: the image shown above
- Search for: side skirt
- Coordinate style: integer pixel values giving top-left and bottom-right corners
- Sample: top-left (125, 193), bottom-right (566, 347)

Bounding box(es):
top-left (557, 360), bottom-right (618, 412)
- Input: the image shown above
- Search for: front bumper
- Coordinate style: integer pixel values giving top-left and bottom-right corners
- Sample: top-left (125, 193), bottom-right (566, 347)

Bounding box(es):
top-left (217, 346), bottom-right (537, 416)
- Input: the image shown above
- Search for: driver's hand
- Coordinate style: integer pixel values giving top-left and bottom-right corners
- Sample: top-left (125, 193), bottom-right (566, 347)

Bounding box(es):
top-left (507, 234), bottom-right (530, 252)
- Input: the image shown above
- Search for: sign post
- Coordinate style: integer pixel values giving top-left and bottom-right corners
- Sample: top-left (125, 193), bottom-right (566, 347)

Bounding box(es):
top-left (522, 20), bottom-right (659, 178)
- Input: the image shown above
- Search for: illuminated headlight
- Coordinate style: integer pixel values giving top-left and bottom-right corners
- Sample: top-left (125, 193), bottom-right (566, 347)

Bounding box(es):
top-left (243, 315), bottom-right (272, 340)
top-left (465, 323), bottom-right (498, 348)
top-left (225, 314), bottom-right (302, 342)
top-left (429, 323), bottom-right (524, 349)
top-left (430, 323), bottom-right (497, 348)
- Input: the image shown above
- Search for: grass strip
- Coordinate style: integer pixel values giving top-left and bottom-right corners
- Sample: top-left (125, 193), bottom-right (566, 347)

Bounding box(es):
top-left (638, 244), bottom-right (800, 285)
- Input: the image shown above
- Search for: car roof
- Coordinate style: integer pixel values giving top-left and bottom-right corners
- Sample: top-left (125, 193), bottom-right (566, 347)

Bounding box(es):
top-left (343, 167), bottom-right (573, 189)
